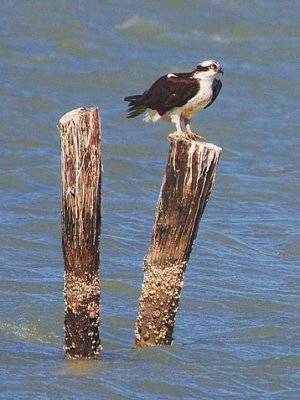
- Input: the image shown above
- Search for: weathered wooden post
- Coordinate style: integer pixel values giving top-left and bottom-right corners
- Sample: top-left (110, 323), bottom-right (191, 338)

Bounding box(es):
top-left (59, 107), bottom-right (102, 359)
top-left (134, 132), bottom-right (222, 348)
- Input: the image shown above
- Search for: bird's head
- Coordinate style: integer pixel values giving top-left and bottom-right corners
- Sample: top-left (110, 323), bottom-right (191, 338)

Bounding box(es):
top-left (193, 60), bottom-right (224, 79)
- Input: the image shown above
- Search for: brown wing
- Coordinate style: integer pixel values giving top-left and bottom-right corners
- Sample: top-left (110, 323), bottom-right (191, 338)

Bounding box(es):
top-left (143, 73), bottom-right (199, 116)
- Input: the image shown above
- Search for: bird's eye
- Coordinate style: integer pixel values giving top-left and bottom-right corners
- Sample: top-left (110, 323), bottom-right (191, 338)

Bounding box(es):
top-left (210, 64), bottom-right (216, 70)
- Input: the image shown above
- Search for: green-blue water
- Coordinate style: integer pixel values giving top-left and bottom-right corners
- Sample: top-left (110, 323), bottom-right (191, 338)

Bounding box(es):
top-left (1, 1), bottom-right (299, 399)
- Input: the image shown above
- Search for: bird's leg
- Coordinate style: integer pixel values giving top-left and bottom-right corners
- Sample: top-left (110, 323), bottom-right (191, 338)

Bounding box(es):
top-left (183, 117), bottom-right (205, 141)
top-left (171, 114), bottom-right (184, 135)
top-left (184, 118), bottom-right (193, 134)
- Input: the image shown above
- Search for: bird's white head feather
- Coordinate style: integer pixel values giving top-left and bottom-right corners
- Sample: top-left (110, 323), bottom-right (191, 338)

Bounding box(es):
top-left (193, 60), bottom-right (224, 79)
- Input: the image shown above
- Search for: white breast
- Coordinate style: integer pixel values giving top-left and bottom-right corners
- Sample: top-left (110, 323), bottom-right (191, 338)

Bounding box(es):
top-left (181, 78), bottom-right (213, 118)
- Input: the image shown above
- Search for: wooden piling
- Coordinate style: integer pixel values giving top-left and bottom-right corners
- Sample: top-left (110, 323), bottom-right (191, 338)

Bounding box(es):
top-left (59, 107), bottom-right (102, 359)
top-left (134, 132), bottom-right (222, 348)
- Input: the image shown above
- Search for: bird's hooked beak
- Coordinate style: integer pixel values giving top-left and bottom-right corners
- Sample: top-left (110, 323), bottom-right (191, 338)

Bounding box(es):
top-left (218, 66), bottom-right (224, 75)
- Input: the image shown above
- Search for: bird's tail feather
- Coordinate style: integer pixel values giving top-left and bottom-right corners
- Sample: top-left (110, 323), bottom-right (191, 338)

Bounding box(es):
top-left (124, 95), bottom-right (147, 118)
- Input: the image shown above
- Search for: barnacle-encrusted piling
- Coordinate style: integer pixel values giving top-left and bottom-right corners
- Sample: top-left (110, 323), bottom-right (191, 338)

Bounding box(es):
top-left (59, 107), bottom-right (102, 359)
top-left (134, 132), bottom-right (222, 348)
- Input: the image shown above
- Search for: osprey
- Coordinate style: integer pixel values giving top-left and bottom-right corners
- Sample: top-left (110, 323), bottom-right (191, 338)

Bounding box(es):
top-left (124, 60), bottom-right (223, 135)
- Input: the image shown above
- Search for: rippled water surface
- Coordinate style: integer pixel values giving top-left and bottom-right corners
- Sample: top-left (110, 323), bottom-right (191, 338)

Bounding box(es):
top-left (1, 1), bottom-right (300, 399)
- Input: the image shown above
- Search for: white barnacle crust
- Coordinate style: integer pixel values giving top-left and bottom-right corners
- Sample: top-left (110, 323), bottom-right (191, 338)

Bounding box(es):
top-left (172, 139), bottom-right (178, 174)
top-left (186, 141), bottom-right (197, 186)
top-left (59, 107), bottom-right (86, 127)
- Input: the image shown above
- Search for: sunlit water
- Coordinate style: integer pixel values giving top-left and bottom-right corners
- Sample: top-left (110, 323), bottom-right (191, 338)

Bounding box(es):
top-left (1, 1), bottom-right (300, 399)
